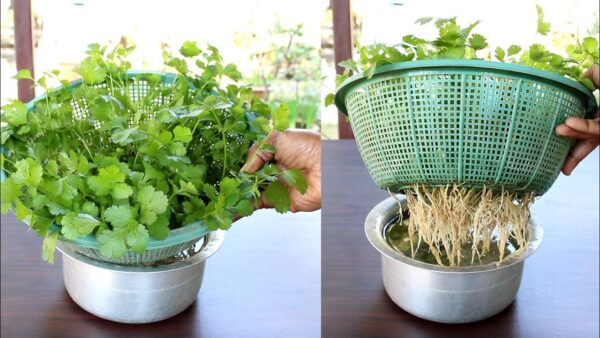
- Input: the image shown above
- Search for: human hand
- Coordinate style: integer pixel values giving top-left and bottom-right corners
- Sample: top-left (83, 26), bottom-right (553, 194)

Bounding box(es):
top-left (555, 64), bottom-right (600, 175)
top-left (241, 129), bottom-right (321, 212)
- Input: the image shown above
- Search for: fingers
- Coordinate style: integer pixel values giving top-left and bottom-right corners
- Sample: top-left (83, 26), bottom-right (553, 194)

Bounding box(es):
top-left (565, 117), bottom-right (600, 137)
top-left (556, 117), bottom-right (600, 140)
top-left (583, 64), bottom-right (600, 89)
top-left (562, 140), bottom-right (597, 176)
top-left (240, 131), bottom-right (281, 173)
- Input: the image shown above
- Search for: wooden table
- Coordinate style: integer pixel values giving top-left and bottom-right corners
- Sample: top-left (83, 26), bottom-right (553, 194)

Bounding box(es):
top-left (1, 209), bottom-right (321, 338)
top-left (322, 140), bottom-right (599, 338)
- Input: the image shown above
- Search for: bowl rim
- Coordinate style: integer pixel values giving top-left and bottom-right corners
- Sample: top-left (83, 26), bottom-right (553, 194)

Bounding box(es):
top-left (57, 229), bottom-right (225, 273)
top-left (365, 194), bottom-right (544, 274)
top-left (334, 59), bottom-right (598, 116)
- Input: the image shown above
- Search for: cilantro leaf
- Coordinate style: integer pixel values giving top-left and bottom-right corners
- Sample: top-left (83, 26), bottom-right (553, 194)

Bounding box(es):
top-left (468, 34), bottom-right (487, 50)
top-left (42, 232), bottom-right (59, 264)
top-left (536, 5), bottom-right (551, 35)
top-left (173, 125), bottom-right (193, 143)
top-left (148, 214), bottom-right (170, 240)
top-left (136, 185), bottom-right (168, 214)
top-left (104, 205), bottom-right (134, 228)
top-left (126, 223), bottom-right (149, 253)
top-left (324, 93), bottom-right (335, 107)
top-left (264, 181), bottom-right (291, 213)
top-left (282, 168), bottom-right (308, 194)
top-left (507, 45), bottom-right (522, 56)
top-left (60, 212), bottom-right (101, 240)
top-left (12, 158), bottom-right (43, 187)
top-left (111, 183), bottom-right (133, 199)
top-left (13, 69), bottom-right (33, 80)
top-left (180, 41), bottom-right (201, 57)
top-left (272, 103), bottom-right (290, 131)
top-left (87, 165), bottom-right (125, 196)
top-left (494, 47), bottom-right (506, 61)
top-left (97, 229), bottom-right (128, 258)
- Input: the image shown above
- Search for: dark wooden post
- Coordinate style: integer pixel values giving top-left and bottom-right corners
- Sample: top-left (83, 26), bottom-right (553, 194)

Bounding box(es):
top-left (13, 0), bottom-right (35, 102)
top-left (331, 0), bottom-right (354, 139)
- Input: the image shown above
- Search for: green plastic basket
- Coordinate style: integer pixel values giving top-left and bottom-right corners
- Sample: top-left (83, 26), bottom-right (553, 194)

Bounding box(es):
top-left (57, 221), bottom-right (211, 265)
top-left (19, 71), bottom-right (213, 264)
top-left (335, 59), bottom-right (598, 195)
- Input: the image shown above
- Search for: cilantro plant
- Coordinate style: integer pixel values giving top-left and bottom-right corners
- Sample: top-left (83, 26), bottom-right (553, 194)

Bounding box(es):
top-left (0, 41), bottom-right (307, 263)
top-left (326, 5), bottom-right (598, 106)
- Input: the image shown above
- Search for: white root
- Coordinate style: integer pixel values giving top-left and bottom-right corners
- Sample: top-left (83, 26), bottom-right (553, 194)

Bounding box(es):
top-left (404, 184), bottom-right (534, 267)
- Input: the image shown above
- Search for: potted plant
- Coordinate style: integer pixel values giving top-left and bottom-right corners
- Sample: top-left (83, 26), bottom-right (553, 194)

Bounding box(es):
top-left (0, 41), bottom-right (307, 323)
top-left (329, 6), bottom-right (598, 322)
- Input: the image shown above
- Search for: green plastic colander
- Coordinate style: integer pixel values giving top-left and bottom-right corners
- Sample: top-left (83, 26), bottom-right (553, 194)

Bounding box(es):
top-left (17, 71), bottom-right (213, 265)
top-left (335, 59), bottom-right (598, 195)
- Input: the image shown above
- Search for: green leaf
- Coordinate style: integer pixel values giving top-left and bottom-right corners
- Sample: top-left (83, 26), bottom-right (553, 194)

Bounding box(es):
top-left (536, 5), bottom-right (551, 35)
top-left (177, 180), bottom-right (199, 196)
top-left (168, 142), bottom-right (187, 156)
top-left (415, 17), bottom-right (433, 25)
top-left (494, 47), bottom-right (506, 62)
top-left (1, 178), bottom-right (20, 213)
top-left (140, 208), bottom-right (157, 225)
top-left (13, 69), bottom-right (33, 80)
top-left (582, 37), bottom-right (599, 55)
top-left (111, 127), bottom-right (137, 146)
top-left (264, 181), bottom-right (291, 213)
top-left (529, 44), bottom-right (548, 61)
top-left (87, 165), bottom-right (125, 196)
top-left (173, 125), bottom-right (193, 143)
top-left (136, 185), bottom-right (168, 214)
top-left (507, 45), bottom-right (522, 56)
top-left (126, 223), bottom-right (149, 253)
top-left (2, 100), bottom-right (28, 126)
top-left (79, 57), bottom-right (107, 84)
top-left (97, 229), bottom-right (128, 258)
top-left (82, 201), bottom-right (99, 217)
top-left (104, 205), bottom-right (134, 228)
top-left (42, 232), bottom-right (59, 264)
top-left (468, 34), bottom-right (487, 50)
top-left (111, 183), bottom-right (133, 199)
top-left (180, 41), bottom-right (201, 57)
top-left (272, 103), bottom-right (290, 131)
top-left (12, 158), bottom-right (43, 187)
top-left (47, 202), bottom-right (69, 216)
top-left (148, 214), bottom-right (170, 240)
top-left (14, 199), bottom-right (32, 222)
top-left (259, 143), bottom-right (276, 153)
top-left (338, 59), bottom-right (358, 72)
top-left (324, 93), bottom-right (335, 107)
top-left (281, 168), bottom-right (308, 194)
top-left (60, 212), bottom-right (100, 239)
top-left (235, 199), bottom-right (254, 216)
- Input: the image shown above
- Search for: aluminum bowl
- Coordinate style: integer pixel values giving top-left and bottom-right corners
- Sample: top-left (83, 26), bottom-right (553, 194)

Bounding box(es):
top-left (57, 230), bottom-right (224, 324)
top-left (365, 195), bottom-right (543, 324)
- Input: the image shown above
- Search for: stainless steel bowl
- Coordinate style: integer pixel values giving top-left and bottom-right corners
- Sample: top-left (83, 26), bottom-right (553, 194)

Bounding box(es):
top-left (365, 195), bottom-right (543, 324)
top-left (57, 230), bottom-right (225, 324)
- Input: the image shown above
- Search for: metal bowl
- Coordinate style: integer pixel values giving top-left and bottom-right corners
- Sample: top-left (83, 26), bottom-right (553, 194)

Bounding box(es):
top-left (365, 195), bottom-right (543, 323)
top-left (57, 230), bottom-right (225, 324)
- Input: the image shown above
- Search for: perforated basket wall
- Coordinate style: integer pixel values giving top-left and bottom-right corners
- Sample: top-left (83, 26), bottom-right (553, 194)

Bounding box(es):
top-left (26, 72), bottom-right (212, 264)
top-left (335, 60), bottom-right (598, 195)
top-left (58, 222), bottom-right (211, 265)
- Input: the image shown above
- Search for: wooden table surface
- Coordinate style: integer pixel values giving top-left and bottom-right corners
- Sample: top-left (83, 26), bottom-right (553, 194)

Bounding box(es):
top-left (322, 140), bottom-right (599, 338)
top-left (1, 209), bottom-right (321, 338)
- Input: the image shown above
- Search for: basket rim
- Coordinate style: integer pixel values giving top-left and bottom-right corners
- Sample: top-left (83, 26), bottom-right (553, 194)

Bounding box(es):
top-left (334, 59), bottom-right (598, 116)
top-left (56, 220), bottom-right (213, 250)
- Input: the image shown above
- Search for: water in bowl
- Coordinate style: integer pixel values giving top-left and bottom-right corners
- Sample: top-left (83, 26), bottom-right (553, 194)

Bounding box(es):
top-left (384, 214), bottom-right (519, 266)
